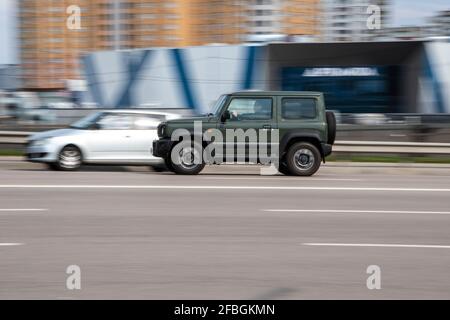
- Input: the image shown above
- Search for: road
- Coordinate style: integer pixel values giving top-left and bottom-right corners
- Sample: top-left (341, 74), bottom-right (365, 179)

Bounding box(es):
top-left (1, 159), bottom-right (450, 299)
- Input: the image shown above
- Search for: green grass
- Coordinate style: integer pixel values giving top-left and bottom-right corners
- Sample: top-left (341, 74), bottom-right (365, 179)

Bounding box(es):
top-left (0, 149), bottom-right (24, 157)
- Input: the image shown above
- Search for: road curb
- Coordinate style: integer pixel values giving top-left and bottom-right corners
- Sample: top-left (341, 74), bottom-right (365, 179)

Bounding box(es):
top-left (0, 156), bottom-right (25, 161)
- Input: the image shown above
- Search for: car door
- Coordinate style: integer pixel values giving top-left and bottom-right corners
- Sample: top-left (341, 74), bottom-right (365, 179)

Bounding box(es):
top-left (217, 96), bottom-right (276, 163)
top-left (86, 113), bottom-right (135, 161)
top-left (127, 114), bottom-right (166, 161)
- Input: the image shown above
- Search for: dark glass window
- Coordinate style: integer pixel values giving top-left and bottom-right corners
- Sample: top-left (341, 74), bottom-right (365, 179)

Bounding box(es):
top-left (226, 98), bottom-right (272, 121)
top-left (281, 98), bottom-right (317, 120)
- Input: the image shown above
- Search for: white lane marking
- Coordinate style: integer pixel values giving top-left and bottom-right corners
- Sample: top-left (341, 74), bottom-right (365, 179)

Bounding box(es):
top-left (0, 185), bottom-right (449, 192)
top-left (264, 209), bottom-right (450, 215)
top-left (303, 243), bottom-right (450, 249)
top-left (0, 209), bottom-right (47, 212)
top-left (0, 243), bottom-right (24, 246)
top-left (200, 177), bottom-right (362, 181)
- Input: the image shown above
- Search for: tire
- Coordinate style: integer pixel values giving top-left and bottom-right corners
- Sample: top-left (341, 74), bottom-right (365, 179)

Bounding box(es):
top-left (277, 160), bottom-right (292, 175)
top-left (168, 140), bottom-right (205, 175)
top-left (286, 142), bottom-right (321, 176)
top-left (150, 164), bottom-right (167, 172)
top-left (56, 145), bottom-right (82, 171)
top-left (46, 163), bottom-right (59, 171)
top-left (326, 111), bottom-right (337, 145)
top-left (164, 157), bottom-right (175, 172)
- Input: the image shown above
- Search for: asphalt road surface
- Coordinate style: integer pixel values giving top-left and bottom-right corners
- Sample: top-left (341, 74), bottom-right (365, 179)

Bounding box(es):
top-left (1, 159), bottom-right (450, 299)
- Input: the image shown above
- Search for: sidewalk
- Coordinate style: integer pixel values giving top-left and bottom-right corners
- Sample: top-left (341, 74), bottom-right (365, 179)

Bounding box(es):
top-left (0, 156), bottom-right (24, 161)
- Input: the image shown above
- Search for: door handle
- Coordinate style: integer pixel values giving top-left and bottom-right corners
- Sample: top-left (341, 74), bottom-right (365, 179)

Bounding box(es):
top-left (262, 125), bottom-right (272, 129)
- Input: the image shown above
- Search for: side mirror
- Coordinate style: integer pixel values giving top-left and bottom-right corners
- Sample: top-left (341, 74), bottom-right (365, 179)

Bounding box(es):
top-left (221, 110), bottom-right (231, 122)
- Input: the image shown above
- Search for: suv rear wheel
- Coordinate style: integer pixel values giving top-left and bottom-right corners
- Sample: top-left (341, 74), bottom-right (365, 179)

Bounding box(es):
top-left (286, 142), bottom-right (321, 176)
top-left (169, 141), bottom-right (205, 175)
top-left (277, 161), bottom-right (292, 175)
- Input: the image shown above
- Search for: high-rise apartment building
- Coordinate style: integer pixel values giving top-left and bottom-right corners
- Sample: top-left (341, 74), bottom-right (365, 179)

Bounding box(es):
top-left (321, 0), bottom-right (391, 42)
top-left (19, 0), bottom-right (321, 90)
top-left (20, 0), bottom-right (90, 89)
top-left (283, 0), bottom-right (320, 37)
top-left (244, 0), bottom-right (320, 39)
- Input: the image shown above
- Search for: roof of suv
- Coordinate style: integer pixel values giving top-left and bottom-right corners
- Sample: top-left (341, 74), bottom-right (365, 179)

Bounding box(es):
top-left (230, 91), bottom-right (323, 97)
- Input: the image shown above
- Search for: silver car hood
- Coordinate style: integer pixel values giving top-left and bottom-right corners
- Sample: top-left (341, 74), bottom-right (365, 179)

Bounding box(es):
top-left (28, 128), bottom-right (82, 141)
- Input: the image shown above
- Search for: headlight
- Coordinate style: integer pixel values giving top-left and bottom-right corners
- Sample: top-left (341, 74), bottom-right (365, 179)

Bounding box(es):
top-left (157, 123), bottom-right (166, 138)
top-left (29, 138), bottom-right (50, 147)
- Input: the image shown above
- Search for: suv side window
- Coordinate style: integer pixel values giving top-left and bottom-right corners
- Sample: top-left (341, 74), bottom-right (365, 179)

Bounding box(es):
top-left (226, 98), bottom-right (272, 121)
top-left (281, 98), bottom-right (317, 120)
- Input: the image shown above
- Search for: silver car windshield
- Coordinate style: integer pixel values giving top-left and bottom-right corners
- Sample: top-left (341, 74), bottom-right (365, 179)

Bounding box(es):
top-left (70, 112), bottom-right (103, 129)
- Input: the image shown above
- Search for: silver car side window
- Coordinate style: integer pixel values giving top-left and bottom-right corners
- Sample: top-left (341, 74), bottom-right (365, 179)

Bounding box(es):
top-left (98, 114), bottom-right (132, 130)
top-left (133, 115), bottom-right (164, 130)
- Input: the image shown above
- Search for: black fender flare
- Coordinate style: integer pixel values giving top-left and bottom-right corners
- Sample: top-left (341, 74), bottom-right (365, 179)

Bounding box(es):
top-left (279, 130), bottom-right (325, 161)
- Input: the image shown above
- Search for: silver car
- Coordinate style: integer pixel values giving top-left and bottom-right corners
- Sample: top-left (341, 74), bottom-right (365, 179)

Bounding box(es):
top-left (26, 110), bottom-right (180, 170)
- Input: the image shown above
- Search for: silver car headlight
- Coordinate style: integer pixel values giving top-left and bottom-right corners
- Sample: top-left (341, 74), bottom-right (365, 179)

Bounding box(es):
top-left (29, 138), bottom-right (50, 147)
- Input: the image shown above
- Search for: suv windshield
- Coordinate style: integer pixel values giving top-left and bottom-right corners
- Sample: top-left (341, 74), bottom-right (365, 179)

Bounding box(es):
top-left (209, 94), bottom-right (228, 116)
top-left (70, 112), bottom-right (103, 129)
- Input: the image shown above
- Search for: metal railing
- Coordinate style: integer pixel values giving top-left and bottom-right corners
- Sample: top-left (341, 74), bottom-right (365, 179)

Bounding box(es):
top-left (333, 141), bottom-right (450, 155)
top-left (2, 131), bottom-right (450, 155)
top-left (0, 131), bottom-right (31, 144)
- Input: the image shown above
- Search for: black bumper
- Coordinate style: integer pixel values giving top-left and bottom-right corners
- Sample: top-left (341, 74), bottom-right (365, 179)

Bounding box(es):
top-left (152, 138), bottom-right (173, 158)
top-left (321, 143), bottom-right (333, 157)
top-left (26, 153), bottom-right (49, 161)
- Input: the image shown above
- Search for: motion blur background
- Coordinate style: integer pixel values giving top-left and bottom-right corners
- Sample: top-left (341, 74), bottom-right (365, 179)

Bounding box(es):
top-left (2, 0), bottom-right (450, 300)
top-left (0, 0), bottom-right (450, 156)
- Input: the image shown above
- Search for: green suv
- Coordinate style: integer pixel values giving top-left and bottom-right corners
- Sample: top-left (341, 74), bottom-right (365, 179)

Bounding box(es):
top-left (153, 91), bottom-right (336, 176)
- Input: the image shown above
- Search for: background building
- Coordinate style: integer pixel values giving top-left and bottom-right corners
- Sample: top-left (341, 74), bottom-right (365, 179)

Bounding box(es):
top-left (19, 0), bottom-right (247, 90)
top-left (372, 9), bottom-right (450, 41)
top-left (19, 0), bottom-right (90, 90)
top-left (19, 0), bottom-right (322, 91)
top-left (81, 41), bottom-right (450, 114)
top-left (0, 65), bottom-right (22, 91)
top-left (429, 10), bottom-right (450, 38)
top-left (321, 0), bottom-right (391, 42)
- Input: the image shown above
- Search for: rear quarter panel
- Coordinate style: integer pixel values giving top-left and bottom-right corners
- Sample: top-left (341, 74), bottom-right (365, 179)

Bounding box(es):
top-left (276, 95), bottom-right (328, 148)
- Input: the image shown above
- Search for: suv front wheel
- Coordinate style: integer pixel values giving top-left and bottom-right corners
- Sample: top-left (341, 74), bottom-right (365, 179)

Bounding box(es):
top-left (169, 140), bottom-right (205, 175)
top-left (286, 142), bottom-right (321, 176)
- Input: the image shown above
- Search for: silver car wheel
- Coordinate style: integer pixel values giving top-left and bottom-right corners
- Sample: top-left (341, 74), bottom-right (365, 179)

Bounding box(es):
top-left (59, 147), bottom-right (81, 169)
